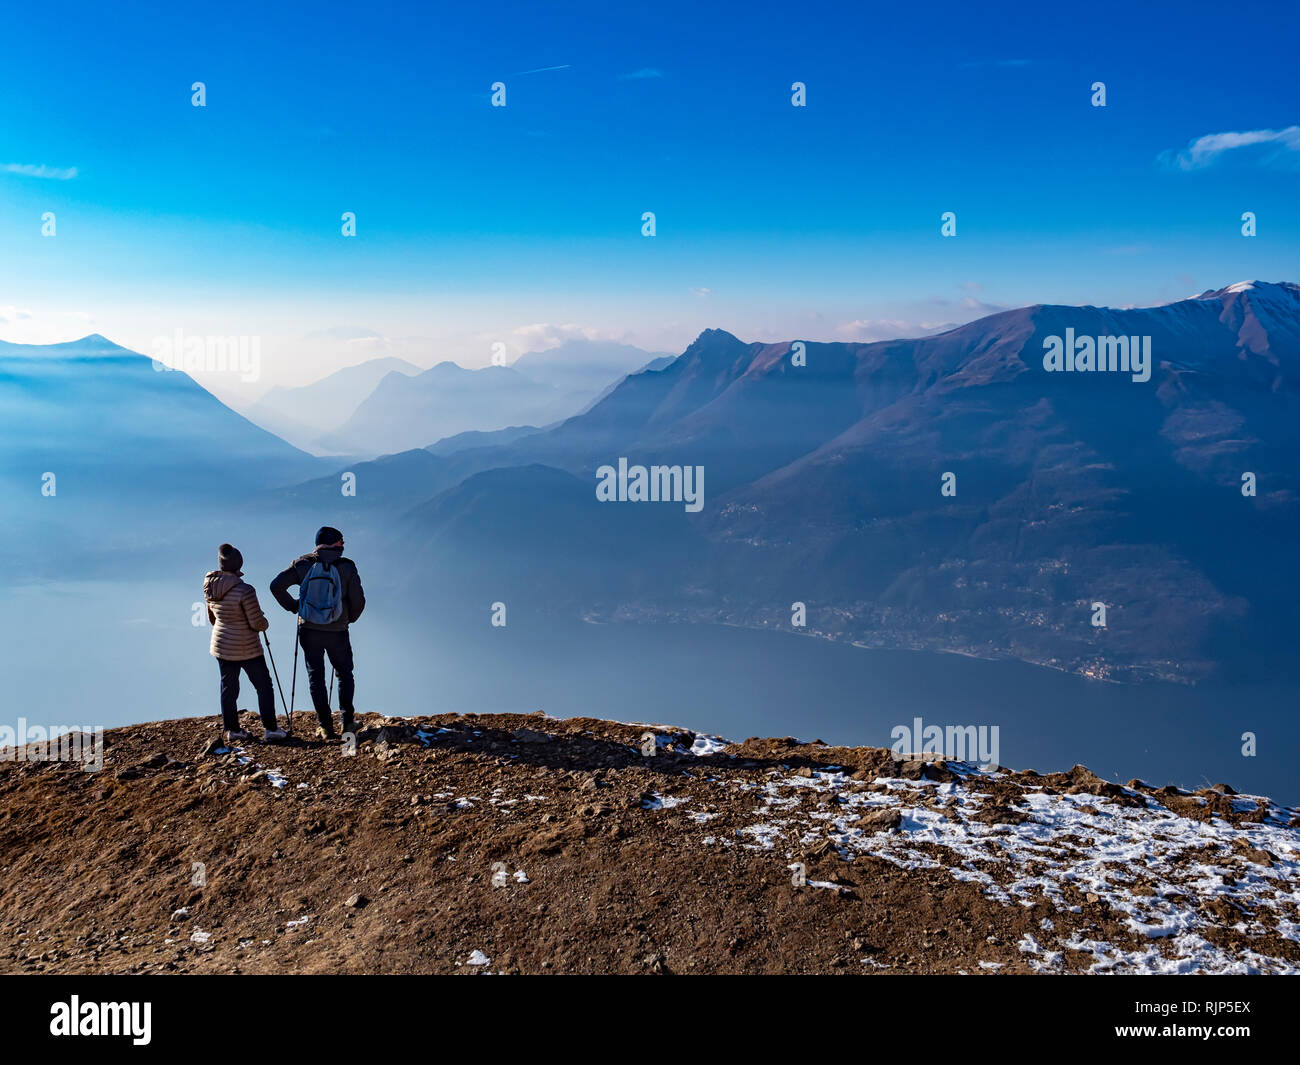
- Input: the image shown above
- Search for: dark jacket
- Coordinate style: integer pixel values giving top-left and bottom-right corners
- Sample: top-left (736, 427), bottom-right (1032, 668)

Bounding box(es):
top-left (270, 547), bottom-right (366, 631)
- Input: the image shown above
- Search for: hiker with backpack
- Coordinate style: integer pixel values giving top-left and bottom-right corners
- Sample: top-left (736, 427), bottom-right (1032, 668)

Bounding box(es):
top-left (270, 526), bottom-right (366, 740)
top-left (204, 543), bottom-right (287, 743)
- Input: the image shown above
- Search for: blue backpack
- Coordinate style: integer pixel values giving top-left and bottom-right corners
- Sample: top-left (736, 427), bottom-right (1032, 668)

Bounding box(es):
top-left (299, 560), bottom-right (344, 624)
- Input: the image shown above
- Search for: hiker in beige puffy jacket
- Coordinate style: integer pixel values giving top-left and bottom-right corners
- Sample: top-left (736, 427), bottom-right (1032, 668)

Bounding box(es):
top-left (205, 543), bottom-right (285, 742)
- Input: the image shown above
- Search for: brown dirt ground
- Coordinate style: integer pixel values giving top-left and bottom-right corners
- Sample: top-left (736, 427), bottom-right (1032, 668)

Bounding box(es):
top-left (0, 711), bottom-right (1293, 974)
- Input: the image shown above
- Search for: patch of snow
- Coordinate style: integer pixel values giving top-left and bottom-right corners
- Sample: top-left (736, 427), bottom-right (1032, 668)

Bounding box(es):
top-left (641, 791), bottom-right (688, 810)
top-left (737, 822), bottom-right (786, 850)
top-left (689, 734), bottom-right (731, 757)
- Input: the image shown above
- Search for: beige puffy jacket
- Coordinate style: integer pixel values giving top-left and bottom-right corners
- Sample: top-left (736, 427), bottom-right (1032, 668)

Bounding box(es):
top-left (204, 571), bottom-right (269, 661)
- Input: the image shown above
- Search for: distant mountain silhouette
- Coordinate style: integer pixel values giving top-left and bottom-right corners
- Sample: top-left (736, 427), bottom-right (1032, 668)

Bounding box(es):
top-left (244, 356), bottom-right (420, 452)
top-left (0, 334), bottom-right (319, 499)
top-left (313, 362), bottom-right (558, 456)
top-left (314, 340), bottom-right (661, 457)
top-left (512, 340), bottom-right (672, 412)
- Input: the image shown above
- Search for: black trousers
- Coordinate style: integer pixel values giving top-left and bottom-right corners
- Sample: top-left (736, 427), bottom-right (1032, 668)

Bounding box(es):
top-left (217, 655), bottom-right (278, 732)
top-left (299, 627), bottom-right (355, 727)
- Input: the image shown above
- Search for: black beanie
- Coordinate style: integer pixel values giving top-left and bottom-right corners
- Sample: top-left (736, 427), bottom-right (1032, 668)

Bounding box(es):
top-left (218, 543), bottom-right (243, 573)
top-left (315, 526), bottom-right (344, 547)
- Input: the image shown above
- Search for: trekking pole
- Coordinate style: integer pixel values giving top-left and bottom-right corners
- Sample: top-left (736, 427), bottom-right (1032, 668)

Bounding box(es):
top-left (262, 632), bottom-right (292, 734)
top-left (328, 666), bottom-right (335, 709)
top-left (289, 626), bottom-right (300, 737)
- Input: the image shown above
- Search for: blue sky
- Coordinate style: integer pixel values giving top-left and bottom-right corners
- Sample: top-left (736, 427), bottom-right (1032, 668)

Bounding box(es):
top-left (0, 0), bottom-right (1296, 394)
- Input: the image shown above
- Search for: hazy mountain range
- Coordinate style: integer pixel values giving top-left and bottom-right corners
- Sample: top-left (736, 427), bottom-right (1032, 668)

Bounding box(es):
top-left (247, 339), bottom-right (668, 457)
top-left (5, 282), bottom-right (1298, 681)
top-left (244, 355), bottom-right (421, 452)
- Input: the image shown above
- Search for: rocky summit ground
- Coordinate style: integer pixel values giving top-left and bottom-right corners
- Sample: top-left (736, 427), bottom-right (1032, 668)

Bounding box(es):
top-left (1, 711), bottom-right (1298, 975)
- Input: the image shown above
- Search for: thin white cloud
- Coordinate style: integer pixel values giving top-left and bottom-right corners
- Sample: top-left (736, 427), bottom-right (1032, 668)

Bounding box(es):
top-left (834, 291), bottom-right (1009, 342)
top-left (513, 64), bottom-right (570, 76)
top-left (1161, 126), bottom-right (1300, 170)
top-left (3, 163), bottom-right (78, 180)
top-left (0, 305), bottom-right (34, 323)
top-left (512, 322), bottom-right (604, 350)
top-left (620, 67), bottom-right (664, 80)
top-left (919, 292), bottom-right (1010, 316)
top-left (958, 296), bottom-right (1008, 314)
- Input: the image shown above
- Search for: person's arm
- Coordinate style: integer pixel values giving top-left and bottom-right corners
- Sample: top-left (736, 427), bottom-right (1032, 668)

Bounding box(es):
top-left (207, 603), bottom-right (216, 626)
top-left (346, 565), bottom-right (366, 623)
top-left (269, 562), bottom-right (301, 613)
top-left (242, 587), bottom-right (270, 632)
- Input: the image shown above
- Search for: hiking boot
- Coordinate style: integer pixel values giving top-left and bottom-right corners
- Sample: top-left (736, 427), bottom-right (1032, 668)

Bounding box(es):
top-left (227, 729), bottom-right (251, 743)
top-left (341, 713), bottom-right (355, 736)
top-left (263, 729), bottom-right (288, 743)
top-left (315, 725), bottom-right (338, 742)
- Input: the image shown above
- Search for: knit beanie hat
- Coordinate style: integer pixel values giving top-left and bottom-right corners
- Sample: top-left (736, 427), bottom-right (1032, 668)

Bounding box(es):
top-left (218, 543), bottom-right (243, 573)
